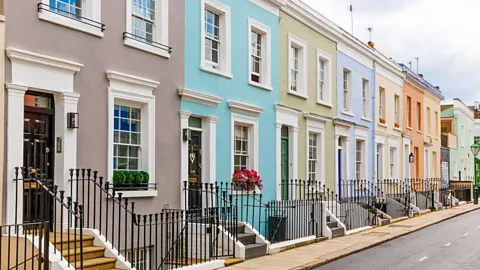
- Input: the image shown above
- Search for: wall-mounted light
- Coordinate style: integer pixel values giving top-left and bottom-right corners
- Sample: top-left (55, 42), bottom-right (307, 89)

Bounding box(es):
top-left (183, 128), bottom-right (191, 141)
top-left (67, 112), bottom-right (79, 128)
top-left (409, 153), bottom-right (415, 164)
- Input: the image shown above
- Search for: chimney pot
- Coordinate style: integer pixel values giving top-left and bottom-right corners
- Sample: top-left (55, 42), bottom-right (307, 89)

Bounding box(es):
top-left (367, 41), bottom-right (375, 49)
top-left (435, 86), bottom-right (440, 90)
top-left (418, 74), bottom-right (424, 78)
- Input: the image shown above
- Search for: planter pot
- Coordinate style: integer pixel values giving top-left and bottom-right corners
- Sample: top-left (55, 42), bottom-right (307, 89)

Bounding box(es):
top-left (379, 118), bottom-right (386, 125)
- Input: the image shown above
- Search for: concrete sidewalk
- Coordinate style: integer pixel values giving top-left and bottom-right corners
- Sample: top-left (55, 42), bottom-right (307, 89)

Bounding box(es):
top-left (224, 204), bottom-right (480, 270)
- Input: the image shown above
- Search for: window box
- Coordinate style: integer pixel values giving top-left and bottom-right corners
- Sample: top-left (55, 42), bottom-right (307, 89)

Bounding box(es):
top-left (379, 118), bottom-right (386, 125)
top-left (394, 123), bottom-right (400, 129)
top-left (113, 182), bottom-right (157, 192)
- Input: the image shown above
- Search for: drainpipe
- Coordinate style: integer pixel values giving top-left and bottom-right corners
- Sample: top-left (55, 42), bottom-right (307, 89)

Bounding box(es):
top-left (372, 60), bottom-right (377, 185)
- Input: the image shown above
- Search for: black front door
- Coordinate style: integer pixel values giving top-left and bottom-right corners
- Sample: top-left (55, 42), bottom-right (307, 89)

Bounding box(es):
top-left (23, 92), bottom-right (55, 223)
top-left (188, 131), bottom-right (202, 211)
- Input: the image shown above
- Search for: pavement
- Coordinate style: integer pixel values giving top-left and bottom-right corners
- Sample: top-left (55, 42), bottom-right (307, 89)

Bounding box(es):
top-left (224, 203), bottom-right (480, 270)
top-left (317, 207), bottom-right (480, 270)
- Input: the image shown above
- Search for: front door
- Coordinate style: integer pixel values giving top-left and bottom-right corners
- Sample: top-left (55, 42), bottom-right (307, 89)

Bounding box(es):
top-left (188, 130), bottom-right (202, 211)
top-left (281, 126), bottom-right (289, 200)
top-left (23, 92), bottom-right (55, 223)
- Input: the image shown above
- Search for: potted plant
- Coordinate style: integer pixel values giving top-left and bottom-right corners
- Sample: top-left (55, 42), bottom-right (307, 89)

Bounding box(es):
top-left (379, 118), bottom-right (386, 125)
top-left (141, 171), bottom-right (150, 190)
top-left (132, 171), bottom-right (144, 190)
top-left (124, 171), bottom-right (134, 189)
top-left (394, 123), bottom-right (400, 128)
top-left (232, 169), bottom-right (263, 191)
top-left (112, 171), bottom-right (126, 188)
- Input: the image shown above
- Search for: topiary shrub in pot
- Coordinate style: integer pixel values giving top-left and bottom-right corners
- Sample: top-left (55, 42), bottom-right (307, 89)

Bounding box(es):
top-left (124, 171), bottom-right (134, 189)
top-left (113, 171), bottom-right (126, 188)
top-left (132, 171), bottom-right (144, 190)
top-left (141, 171), bottom-right (150, 190)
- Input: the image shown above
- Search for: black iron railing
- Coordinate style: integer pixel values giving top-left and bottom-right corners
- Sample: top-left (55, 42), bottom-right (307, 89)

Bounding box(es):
top-left (1, 221), bottom-right (50, 270)
top-left (13, 167), bottom-right (84, 269)
top-left (123, 32), bottom-right (172, 54)
top-left (185, 181), bottom-right (324, 244)
top-left (37, 3), bottom-right (105, 32)
top-left (69, 169), bottom-right (230, 269)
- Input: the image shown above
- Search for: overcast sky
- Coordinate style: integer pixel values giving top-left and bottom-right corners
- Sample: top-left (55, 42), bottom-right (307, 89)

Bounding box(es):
top-left (302, 0), bottom-right (480, 104)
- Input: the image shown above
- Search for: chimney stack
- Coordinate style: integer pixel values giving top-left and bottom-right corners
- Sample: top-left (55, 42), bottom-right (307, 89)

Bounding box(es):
top-left (435, 86), bottom-right (440, 90)
top-left (367, 41), bottom-right (375, 49)
top-left (475, 101), bottom-right (479, 110)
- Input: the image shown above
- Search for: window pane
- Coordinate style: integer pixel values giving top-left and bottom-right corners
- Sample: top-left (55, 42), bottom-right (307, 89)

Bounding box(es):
top-left (118, 145), bottom-right (129, 157)
top-left (131, 133), bottom-right (141, 145)
top-left (114, 131), bottom-right (119, 143)
top-left (120, 132), bottom-right (130, 144)
top-left (129, 158), bottom-right (139, 171)
top-left (130, 146), bottom-right (139, 158)
top-left (189, 117), bottom-right (202, 128)
top-left (131, 108), bottom-right (141, 120)
top-left (120, 119), bottom-right (130, 131)
top-left (114, 118), bottom-right (119, 130)
top-left (114, 104), bottom-right (120, 117)
top-left (131, 120), bottom-right (141, 132)
top-left (118, 158), bottom-right (128, 170)
top-left (120, 106), bottom-right (130, 118)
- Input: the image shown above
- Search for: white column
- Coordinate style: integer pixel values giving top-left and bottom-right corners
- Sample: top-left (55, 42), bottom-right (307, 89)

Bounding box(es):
top-left (291, 127), bottom-right (298, 200)
top-left (6, 83), bottom-right (28, 225)
top-left (345, 137), bottom-right (351, 181)
top-left (54, 92), bottom-right (80, 195)
top-left (179, 111), bottom-right (191, 210)
top-left (276, 123), bottom-right (282, 200)
top-left (205, 116), bottom-right (218, 184)
top-left (334, 135), bottom-right (340, 193)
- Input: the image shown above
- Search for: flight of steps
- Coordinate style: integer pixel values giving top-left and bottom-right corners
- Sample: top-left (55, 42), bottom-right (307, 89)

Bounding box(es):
top-left (50, 233), bottom-right (119, 270)
top-left (326, 216), bottom-right (345, 238)
top-left (234, 223), bottom-right (267, 260)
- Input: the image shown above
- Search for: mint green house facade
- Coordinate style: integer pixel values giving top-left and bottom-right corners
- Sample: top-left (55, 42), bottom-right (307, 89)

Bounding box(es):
top-left (441, 99), bottom-right (475, 181)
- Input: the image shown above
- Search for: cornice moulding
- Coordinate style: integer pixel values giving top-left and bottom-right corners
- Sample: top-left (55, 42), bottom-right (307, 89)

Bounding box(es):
top-left (6, 47), bottom-right (83, 72)
top-left (228, 100), bottom-right (264, 115)
top-left (178, 88), bottom-right (223, 106)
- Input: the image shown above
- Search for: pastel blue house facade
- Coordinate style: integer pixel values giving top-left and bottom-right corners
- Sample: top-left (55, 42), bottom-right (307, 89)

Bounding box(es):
top-left (334, 45), bottom-right (376, 193)
top-left (179, 0), bottom-right (283, 208)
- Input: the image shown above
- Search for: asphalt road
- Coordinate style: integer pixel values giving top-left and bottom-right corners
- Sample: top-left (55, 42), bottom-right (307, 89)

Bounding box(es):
top-left (317, 209), bottom-right (480, 270)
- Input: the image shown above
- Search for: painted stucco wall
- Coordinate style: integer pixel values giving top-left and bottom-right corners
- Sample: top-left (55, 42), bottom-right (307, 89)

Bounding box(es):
top-left (448, 100), bottom-right (474, 181)
top-left (0, 12), bottom-right (4, 224)
top-left (403, 80), bottom-right (425, 179)
top-left (423, 92), bottom-right (442, 179)
top-left (375, 73), bottom-right (404, 180)
top-left (336, 51), bottom-right (375, 182)
top-left (183, 0), bottom-right (280, 201)
top-left (279, 10), bottom-right (337, 189)
top-left (4, 0), bottom-right (185, 212)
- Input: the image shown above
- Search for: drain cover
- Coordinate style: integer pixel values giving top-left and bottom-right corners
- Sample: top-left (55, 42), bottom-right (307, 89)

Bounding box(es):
top-left (389, 224), bottom-right (413, 228)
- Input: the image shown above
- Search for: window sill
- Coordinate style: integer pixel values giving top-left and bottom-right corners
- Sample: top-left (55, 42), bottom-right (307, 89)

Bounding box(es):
top-left (393, 127), bottom-right (402, 132)
top-left (378, 123), bottom-right (388, 128)
top-left (316, 101), bottom-right (333, 108)
top-left (124, 38), bottom-right (170, 58)
top-left (249, 81), bottom-right (272, 91)
top-left (200, 65), bottom-right (233, 79)
top-left (341, 111), bottom-right (355, 117)
top-left (288, 91), bottom-right (308, 99)
top-left (38, 10), bottom-right (104, 38)
top-left (407, 127), bottom-right (413, 131)
top-left (361, 117), bottom-right (372, 122)
top-left (114, 190), bottom-right (158, 198)
top-left (417, 130), bottom-right (423, 134)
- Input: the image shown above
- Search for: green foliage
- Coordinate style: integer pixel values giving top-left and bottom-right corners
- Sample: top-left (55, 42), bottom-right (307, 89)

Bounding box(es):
top-left (124, 171), bottom-right (134, 184)
top-left (141, 171), bottom-right (150, 184)
top-left (112, 171), bottom-right (126, 185)
top-left (132, 171), bottom-right (144, 185)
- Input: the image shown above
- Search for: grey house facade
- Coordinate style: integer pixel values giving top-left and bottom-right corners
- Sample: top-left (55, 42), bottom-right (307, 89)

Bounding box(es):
top-left (3, 0), bottom-right (184, 225)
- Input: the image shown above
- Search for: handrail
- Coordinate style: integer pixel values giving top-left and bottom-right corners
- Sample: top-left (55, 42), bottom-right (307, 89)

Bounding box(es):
top-left (37, 3), bottom-right (105, 31)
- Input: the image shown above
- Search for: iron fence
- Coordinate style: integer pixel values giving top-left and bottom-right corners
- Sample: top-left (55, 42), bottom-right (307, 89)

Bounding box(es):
top-left (0, 221), bottom-right (50, 270)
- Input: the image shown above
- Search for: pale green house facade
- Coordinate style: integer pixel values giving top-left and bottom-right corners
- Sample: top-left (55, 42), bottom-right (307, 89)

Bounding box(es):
top-left (276, 2), bottom-right (337, 199)
top-left (441, 99), bottom-right (475, 181)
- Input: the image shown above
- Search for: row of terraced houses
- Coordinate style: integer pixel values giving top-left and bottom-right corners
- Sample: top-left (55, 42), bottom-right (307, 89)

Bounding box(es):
top-left (0, 0), bottom-right (477, 269)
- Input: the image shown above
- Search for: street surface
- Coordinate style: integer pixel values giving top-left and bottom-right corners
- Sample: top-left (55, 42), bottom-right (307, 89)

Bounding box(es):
top-left (317, 209), bottom-right (480, 270)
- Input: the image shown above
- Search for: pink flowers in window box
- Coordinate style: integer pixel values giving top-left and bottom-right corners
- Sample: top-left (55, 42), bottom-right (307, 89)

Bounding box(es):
top-left (232, 169), bottom-right (263, 191)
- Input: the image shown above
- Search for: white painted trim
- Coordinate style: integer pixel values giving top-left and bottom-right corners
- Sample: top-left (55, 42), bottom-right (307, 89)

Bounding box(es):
top-left (345, 226), bottom-right (373, 235)
top-left (6, 47), bottom-right (83, 72)
top-left (249, 0), bottom-right (285, 16)
top-left (338, 43), bottom-right (373, 69)
top-left (38, 0), bottom-right (103, 37)
top-left (316, 48), bottom-right (333, 105)
top-left (201, 0), bottom-right (231, 76)
top-left (179, 260), bottom-right (225, 270)
top-left (79, 229), bottom-right (131, 269)
top-left (376, 65), bottom-right (403, 87)
top-left (228, 100), bottom-right (264, 115)
top-left (306, 118), bottom-right (325, 185)
top-left (288, 33), bottom-right (308, 97)
top-left (180, 111), bottom-right (192, 210)
top-left (107, 71), bottom-right (157, 195)
top-left (178, 88), bottom-right (223, 106)
top-left (117, 190), bottom-right (158, 198)
top-left (125, 0), bottom-right (169, 57)
top-left (231, 113), bottom-right (259, 173)
top-left (248, 18), bottom-right (272, 90)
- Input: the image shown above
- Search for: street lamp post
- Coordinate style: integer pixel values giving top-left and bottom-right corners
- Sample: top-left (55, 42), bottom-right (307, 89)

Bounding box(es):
top-left (470, 140), bottom-right (480, 204)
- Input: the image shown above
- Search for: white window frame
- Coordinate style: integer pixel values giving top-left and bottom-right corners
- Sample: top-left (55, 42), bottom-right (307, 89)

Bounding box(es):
top-left (233, 125), bottom-right (249, 171)
top-left (305, 117), bottom-right (326, 186)
top-left (379, 87), bottom-right (385, 121)
top-left (288, 34), bottom-right (307, 98)
top-left (394, 95), bottom-right (400, 126)
top-left (307, 133), bottom-right (319, 181)
top-left (124, 0), bottom-right (169, 58)
top-left (107, 70), bottom-right (159, 197)
top-left (200, 0), bottom-right (232, 78)
top-left (342, 68), bottom-right (352, 113)
top-left (248, 18), bottom-right (272, 91)
top-left (362, 78), bottom-right (369, 119)
top-left (231, 113), bottom-right (258, 173)
top-left (317, 49), bottom-right (332, 106)
top-left (389, 147), bottom-right (397, 178)
top-left (355, 140), bottom-right (365, 180)
top-left (38, 0), bottom-right (103, 37)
